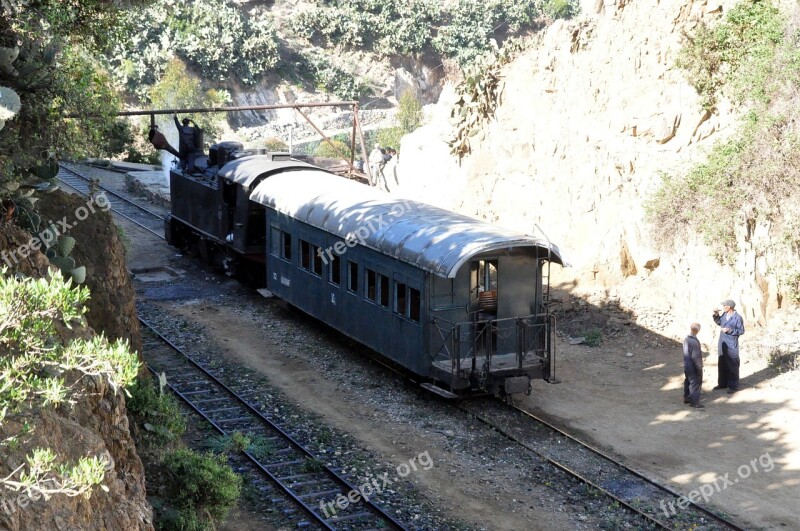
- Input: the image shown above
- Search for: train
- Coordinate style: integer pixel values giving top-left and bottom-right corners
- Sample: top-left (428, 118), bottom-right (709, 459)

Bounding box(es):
top-left (163, 140), bottom-right (566, 398)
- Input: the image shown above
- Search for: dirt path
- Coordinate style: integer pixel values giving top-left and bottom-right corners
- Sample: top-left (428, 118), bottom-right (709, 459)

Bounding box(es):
top-left (526, 335), bottom-right (800, 529)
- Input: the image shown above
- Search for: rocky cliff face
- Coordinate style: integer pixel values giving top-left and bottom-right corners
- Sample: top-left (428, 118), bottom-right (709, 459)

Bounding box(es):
top-left (36, 190), bottom-right (142, 354)
top-left (397, 0), bottom-right (786, 339)
top-left (0, 218), bottom-right (151, 530)
top-left (0, 373), bottom-right (153, 531)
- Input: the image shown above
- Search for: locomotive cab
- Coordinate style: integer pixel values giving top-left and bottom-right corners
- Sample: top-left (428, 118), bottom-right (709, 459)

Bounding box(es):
top-left (165, 144), bottom-right (323, 286)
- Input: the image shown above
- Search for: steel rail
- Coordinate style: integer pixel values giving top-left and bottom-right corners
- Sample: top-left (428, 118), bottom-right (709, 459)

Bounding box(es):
top-left (139, 316), bottom-right (409, 531)
top-left (510, 404), bottom-right (747, 531)
top-left (60, 163), bottom-right (166, 220)
top-left (141, 362), bottom-right (334, 531)
top-left (460, 404), bottom-right (670, 530)
top-left (56, 165), bottom-right (165, 240)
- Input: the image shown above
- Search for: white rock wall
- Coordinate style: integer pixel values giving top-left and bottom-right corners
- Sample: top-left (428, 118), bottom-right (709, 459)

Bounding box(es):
top-left (396, 0), bottom-right (781, 339)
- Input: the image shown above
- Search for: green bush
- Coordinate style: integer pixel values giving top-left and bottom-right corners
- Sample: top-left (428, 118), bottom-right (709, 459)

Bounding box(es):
top-left (541, 0), bottom-right (580, 20)
top-left (149, 59), bottom-right (230, 141)
top-left (768, 347), bottom-right (800, 373)
top-left (314, 138), bottom-right (353, 159)
top-left (649, 0), bottom-right (800, 284)
top-left (433, 0), bottom-right (540, 66)
top-left (676, 1), bottom-right (784, 111)
top-left (433, 0), bottom-right (496, 66)
top-left (160, 448), bottom-right (242, 531)
top-left (375, 91), bottom-right (425, 153)
top-left (396, 91), bottom-right (424, 134)
top-left (289, 0), bottom-right (540, 70)
top-left (261, 137), bottom-right (289, 151)
top-left (376, 126), bottom-right (403, 154)
top-left (644, 127), bottom-right (750, 262)
top-left (290, 0), bottom-right (440, 56)
top-left (0, 270), bottom-right (140, 498)
top-left (106, 0), bottom-right (279, 97)
top-left (126, 377), bottom-right (187, 445)
top-left (583, 328), bottom-right (602, 347)
top-left (203, 432), bottom-right (276, 460)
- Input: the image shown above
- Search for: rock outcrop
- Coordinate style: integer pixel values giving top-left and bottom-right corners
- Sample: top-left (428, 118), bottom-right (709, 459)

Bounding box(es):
top-left (0, 374), bottom-right (153, 531)
top-left (396, 0), bottom-right (784, 339)
top-left (0, 211), bottom-right (151, 530)
top-left (36, 190), bottom-right (142, 354)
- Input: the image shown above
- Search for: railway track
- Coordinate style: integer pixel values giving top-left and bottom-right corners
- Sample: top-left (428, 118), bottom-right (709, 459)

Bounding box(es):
top-left (139, 317), bottom-right (410, 531)
top-left (56, 163), bottom-right (166, 239)
top-left (460, 399), bottom-right (746, 531)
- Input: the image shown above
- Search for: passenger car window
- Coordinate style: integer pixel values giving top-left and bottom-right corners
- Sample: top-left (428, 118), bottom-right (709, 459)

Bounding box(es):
top-left (366, 268), bottom-right (376, 301)
top-left (300, 240), bottom-right (311, 270)
top-left (329, 253), bottom-right (340, 285)
top-left (348, 261), bottom-right (358, 293)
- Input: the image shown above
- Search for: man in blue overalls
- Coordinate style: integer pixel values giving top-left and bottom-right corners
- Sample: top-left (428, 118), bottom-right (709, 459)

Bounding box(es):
top-left (712, 299), bottom-right (745, 394)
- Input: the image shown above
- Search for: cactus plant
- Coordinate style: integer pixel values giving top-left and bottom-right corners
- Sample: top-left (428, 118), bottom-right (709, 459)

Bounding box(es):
top-left (58, 235), bottom-right (76, 257)
top-left (43, 232), bottom-right (86, 284)
top-left (0, 46), bottom-right (20, 76)
top-left (70, 266), bottom-right (86, 284)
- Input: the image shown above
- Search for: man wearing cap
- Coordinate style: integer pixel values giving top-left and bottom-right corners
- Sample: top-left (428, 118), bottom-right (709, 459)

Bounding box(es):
top-left (683, 322), bottom-right (704, 408)
top-left (712, 299), bottom-right (745, 393)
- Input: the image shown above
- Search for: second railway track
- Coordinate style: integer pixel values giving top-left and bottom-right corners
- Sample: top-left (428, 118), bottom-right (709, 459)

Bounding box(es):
top-left (460, 398), bottom-right (745, 531)
top-left (56, 163), bottom-right (166, 239)
top-left (139, 317), bottom-right (411, 531)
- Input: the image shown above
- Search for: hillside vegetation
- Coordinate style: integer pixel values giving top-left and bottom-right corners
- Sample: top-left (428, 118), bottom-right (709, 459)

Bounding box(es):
top-left (646, 0), bottom-right (800, 302)
top-left (106, 0), bottom-right (579, 103)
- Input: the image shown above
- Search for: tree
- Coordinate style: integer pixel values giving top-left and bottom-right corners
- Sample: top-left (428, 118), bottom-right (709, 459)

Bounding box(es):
top-left (0, 0), bottom-right (150, 191)
top-left (376, 91), bottom-right (425, 153)
top-left (148, 59), bottom-right (230, 142)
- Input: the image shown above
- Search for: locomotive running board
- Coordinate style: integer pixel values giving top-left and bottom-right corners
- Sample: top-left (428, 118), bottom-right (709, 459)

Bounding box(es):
top-left (420, 383), bottom-right (460, 399)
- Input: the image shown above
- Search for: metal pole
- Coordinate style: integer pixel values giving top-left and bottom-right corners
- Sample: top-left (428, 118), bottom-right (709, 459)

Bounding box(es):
top-left (355, 110), bottom-right (372, 186)
top-left (65, 101), bottom-right (359, 119)
top-left (349, 103), bottom-right (358, 172)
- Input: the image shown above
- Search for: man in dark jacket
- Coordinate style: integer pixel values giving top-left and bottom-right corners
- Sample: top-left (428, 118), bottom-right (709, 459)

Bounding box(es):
top-left (683, 323), bottom-right (704, 408)
top-left (712, 299), bottom-right (745, 393)
top-left (174, 114), bottom-right (198, 172)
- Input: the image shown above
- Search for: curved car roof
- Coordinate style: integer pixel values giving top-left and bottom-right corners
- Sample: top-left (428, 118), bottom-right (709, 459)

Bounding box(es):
top-left (250, 169), bottom-right (565, 278)
top-left (219, 155), bottom-right (318, 187)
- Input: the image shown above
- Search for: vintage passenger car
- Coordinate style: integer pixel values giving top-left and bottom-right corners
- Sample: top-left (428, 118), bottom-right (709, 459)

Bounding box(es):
top-left (165, 147), bottom-right (565, 397)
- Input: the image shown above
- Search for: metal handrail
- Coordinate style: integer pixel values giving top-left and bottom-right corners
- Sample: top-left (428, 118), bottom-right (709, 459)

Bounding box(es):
top-left (433, 313), bottom-right (555, 390)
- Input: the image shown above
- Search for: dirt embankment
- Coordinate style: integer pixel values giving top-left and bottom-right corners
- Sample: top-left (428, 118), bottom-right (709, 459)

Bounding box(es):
top-left (0, 205), bottom-right (151, 530)
top-left (37, 190), bottom-right (142, 354)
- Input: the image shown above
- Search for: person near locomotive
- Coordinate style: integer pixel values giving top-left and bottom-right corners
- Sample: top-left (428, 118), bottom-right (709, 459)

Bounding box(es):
top-left (682, 322), bottom-right (704, 408)
top-left (174, 113), bottom-right (200, 173)
top-left (712, 299), bottom-right (744, 393)
top-left (368, 142), bottom-right (384, 187)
